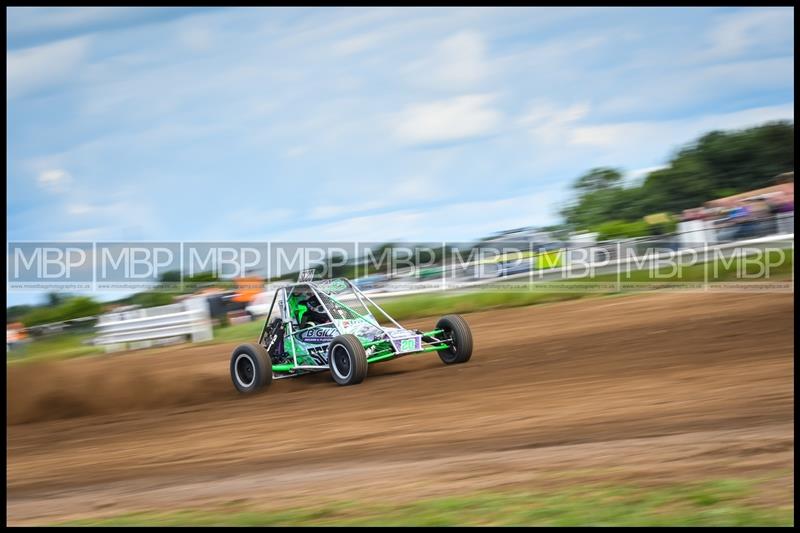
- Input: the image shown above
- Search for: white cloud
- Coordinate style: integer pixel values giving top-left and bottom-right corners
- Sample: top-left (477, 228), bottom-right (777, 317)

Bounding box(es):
top-left (392, 94), bottom-right (502, 145)
top-left (286, 146), bottom-right (308, 158)
top-left (331, 31), bottom-right (383, 56)
top-left (226, 206), bottom-right (293, 227)
top-left (64, 192), bottom-right (163, 240)
top-left (64, 200), bottom-right (133, 218)
top-left (8, 7), bottom-right (126, 37)
top-left (213, 206), bottom-right (294, 241)
top-left (521, 100), bottom-right (590, 145)
top-left (10, 187), bottom-right (167, 242)
top-left (177, 23), bottom-right (214, 53)
top-left (510, 100), bottom-right (794, 187)
top-left (59, 226), bottom-right (112, 241)
top-left (388, 175), bottom-right (439, 200)
top-left (308, 200), bottom-right (384, 222)
top-left (405, 30), bottom-right (491, 90)
top-left (274, 188), bottom-right (565, 242)
top-left (703, 8), bottom-right (793, 61)
top-left (7, 7), bottom-right (182, 46)
top-left (496, 33), bottom-right (609, 83)
top-left (310, 205), bottom-right (348, 220)
top-left (65, 202), bottom-right (93, 215)
top-left (270, 8), bottom-right (394, 53)
top-left (597, 56), bottom-right (794, 118)
top-left (306, 177), bottom-right (442, 223)
top-left (570, 103), bottom-right (795, 150)
top-left (7, 37), bottom-right (89, 99)
top-left (36, 169), bottom-right (72, 192)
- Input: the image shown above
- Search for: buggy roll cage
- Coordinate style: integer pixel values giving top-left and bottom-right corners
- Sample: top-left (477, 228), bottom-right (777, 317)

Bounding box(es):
top-left (256, 277), bottom-right (451, 375)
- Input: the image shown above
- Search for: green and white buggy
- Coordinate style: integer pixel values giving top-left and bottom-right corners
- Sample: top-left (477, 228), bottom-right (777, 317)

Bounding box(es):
top-left (230, 275), bottom-right (473, 393)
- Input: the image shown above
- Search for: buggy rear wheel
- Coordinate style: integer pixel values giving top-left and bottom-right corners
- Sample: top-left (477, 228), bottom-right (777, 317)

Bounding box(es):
top-left (436, 314), bottom-right (473, 365)
top-left (230, 343), bottom-right (273, 394)
top-left (328, 334), bottom-right (368, 386)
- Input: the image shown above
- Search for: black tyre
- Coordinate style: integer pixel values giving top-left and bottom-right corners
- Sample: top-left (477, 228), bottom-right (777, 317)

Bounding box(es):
top-left (328, 334), bottom-right (368, 386)
top-left (230, 343), bottom-right (273, 394)
top-left (436, 314), bottom-right (473, 365)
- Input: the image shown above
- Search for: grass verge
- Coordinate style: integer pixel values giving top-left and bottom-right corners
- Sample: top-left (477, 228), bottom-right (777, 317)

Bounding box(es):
top-left (6, 331), bottom-right (102, 365)
top-left (56, 479), bottom-right (793, 526)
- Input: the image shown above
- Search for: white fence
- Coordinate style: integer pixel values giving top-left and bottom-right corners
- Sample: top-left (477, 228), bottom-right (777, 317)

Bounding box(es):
top-left (359, 231), bottom-right (794, 299)
top-left (94, 297), bottom-right (213, 352)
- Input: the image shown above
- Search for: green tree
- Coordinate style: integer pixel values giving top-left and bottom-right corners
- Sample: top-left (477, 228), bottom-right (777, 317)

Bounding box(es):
top-left (573, 167), bottom-right (623, 192)
top-left (129, 291), bottom-right (176, 308)
top-left (21, 296), bottom-right (103, 327)
top-left (46, 292), bottom-right (68, 307)
top-left (186, 271), bottom-right (219, 284)
top-left (6, 305), bottom-right (34, 322)
top-left (591, 220), bottom-right (651, 241)
top-left (159, 270), bottom-right (181, 283)
top-left (561, 121), bottom-right (794, 232)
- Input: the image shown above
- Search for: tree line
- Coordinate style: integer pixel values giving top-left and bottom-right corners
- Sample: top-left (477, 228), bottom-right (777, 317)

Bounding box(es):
top-left (560, 121), bottom-right (794, 239)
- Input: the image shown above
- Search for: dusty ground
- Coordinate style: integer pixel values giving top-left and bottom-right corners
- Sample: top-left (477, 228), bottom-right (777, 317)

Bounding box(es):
top-left (6, 291), bottom-right (794, 525)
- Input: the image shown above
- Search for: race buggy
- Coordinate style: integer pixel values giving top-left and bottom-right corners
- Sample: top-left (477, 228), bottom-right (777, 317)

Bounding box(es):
top-left (230, 273), bottom-right (473, 393)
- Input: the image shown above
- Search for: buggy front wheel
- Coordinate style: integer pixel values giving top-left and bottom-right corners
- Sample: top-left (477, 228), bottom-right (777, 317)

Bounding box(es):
top-left (328, 334), bottom-right (368, 386)
top-left (230, 343), bottom-right (273, 394)
top-left (436, 314), bottom-right (473, 365)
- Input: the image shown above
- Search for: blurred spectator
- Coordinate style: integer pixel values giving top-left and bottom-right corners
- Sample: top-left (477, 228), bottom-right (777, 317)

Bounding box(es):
top-left (770, 192), bottom-right (794, 213)
top-left (714, 205), bottom-right (749, 241)
top-left (678, 180), bottom-right (793, 245)
top-left (747, 197), bottom-right (774, 236)
top-left (6, 322), bottom-right (28, 353)
top-left (681, 207), bottom-right (711, 221)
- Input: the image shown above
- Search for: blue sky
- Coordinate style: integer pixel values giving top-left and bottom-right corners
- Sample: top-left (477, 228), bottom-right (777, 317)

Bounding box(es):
top-left (6, 7), bottom-right (795, 305)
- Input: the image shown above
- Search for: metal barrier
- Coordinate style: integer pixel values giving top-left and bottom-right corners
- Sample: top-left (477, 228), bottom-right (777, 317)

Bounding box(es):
top-left (94, 297), bottom-right (213, 352)
top-left (358, 231), bottom-right (794, 298)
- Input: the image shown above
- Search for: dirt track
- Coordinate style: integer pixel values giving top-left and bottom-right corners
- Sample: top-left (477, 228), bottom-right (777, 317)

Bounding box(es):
top-left (6, 291), bottom-right (794, 525)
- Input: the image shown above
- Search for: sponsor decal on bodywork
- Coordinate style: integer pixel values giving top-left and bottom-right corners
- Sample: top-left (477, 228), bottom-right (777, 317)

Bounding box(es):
top-left (336, 319), bottom-right (384, 339)
top-left (297, 326), bottom-right (338, 343)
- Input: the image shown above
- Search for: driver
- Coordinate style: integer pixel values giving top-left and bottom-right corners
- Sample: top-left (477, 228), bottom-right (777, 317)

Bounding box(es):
top-left (300, 294), bottom-right (328, 327)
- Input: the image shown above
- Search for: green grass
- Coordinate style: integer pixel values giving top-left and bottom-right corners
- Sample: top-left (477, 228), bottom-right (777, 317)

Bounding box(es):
top-left (611, 247), bottom-right (794, 284)
top-left (373, 290), bottom-right (589, 321)
top-left (6, 331), bottom-right (102, 365)
top-left (55, 479), bottom-right (793, 526)
top-left (210, 320), bottom-right (265, 344)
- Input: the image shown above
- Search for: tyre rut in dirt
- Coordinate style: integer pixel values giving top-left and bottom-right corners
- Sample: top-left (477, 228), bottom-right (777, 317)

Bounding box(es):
top-left (436, 314), bottom-right (473, 364)
top-left (230, 343), bottom-right (273, 394)
top-left (328, 334), bottom-right (368, 386)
